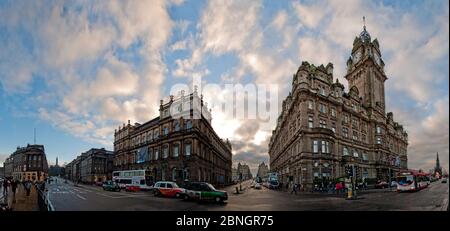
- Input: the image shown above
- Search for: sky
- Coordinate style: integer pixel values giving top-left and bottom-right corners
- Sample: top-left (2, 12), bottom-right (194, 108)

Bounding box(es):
top-left (0, 0), bottom-right (448, 176)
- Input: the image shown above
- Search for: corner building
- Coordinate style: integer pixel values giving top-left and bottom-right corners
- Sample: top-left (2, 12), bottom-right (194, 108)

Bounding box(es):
top-left (113, 90), bottom-right (232, 186)
top-left (269, 25), bottom-right (408, 189)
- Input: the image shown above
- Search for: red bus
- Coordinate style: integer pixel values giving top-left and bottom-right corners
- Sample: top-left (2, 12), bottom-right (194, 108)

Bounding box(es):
top-left (396, 169), bottom-right (430, 192)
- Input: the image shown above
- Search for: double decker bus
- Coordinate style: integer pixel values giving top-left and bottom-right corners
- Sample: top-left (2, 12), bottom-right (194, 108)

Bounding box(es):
top-left (112, 170), bottom-right (153, 190)
top-left (396, 169), bottom-right (430, 192)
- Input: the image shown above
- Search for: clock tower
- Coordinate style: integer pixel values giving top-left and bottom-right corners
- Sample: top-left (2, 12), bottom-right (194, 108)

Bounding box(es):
top-left (345, 17), bottom-right (387, 114)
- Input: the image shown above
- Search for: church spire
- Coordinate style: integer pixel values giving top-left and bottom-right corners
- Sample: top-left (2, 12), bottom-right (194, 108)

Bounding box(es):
top-left (436, 152), bottom-right (440, 168)
top-left (363, 16), bottom-right (366, 31)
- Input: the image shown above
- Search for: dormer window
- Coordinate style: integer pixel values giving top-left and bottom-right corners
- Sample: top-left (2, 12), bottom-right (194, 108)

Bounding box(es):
top-left (319, 87), bottom-right (326, 96)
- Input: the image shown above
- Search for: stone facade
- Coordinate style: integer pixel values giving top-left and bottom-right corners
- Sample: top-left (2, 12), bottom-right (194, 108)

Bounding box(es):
top-left (66, 148), bottom-right (114, 183)
top-left (2, 144), bottom-right (49, 182)
top-left (269, 26), bottom-right (408, 189)
top-left (257, 162), bottom-right (269, 180)
top-left (113, 91), bottom-right (232, 186)
top-left (236, 162), bottom-right (252, 181)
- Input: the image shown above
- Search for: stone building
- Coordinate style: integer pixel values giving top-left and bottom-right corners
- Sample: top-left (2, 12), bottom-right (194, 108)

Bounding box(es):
top-left (236, 162), bottom-right (252, 181)
top-left (2, 144), bottom-right (49, 182)
top-left (113, 90), bottom-right (232, 186)
top-left (257, 162), bottom-right (269, 181)
top-left (66, 148), bottom-right (114, 183)
top-left (269, 24), bottom-right (408, 189)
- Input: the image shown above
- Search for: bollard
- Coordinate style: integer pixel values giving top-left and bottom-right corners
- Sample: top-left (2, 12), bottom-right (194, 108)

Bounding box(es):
top-left (240, 184), bottom-right (242, 191)
top-left (235, 187), bottom-right (239, 194)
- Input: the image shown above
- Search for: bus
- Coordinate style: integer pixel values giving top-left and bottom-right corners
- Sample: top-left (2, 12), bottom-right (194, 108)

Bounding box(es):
top-left (112, 170), bottom-right (153, 190)
top-left (396, 170), bottom-right (430, 192)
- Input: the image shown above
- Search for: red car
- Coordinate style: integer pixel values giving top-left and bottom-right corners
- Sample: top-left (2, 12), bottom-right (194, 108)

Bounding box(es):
top-left (375, 181), bottom-right (389, 189)
top-left (152, 181), bottom-right (184, 198)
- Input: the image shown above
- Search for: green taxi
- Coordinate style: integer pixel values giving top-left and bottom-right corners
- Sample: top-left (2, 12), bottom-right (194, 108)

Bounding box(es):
top-left (180, 182), bottom-right (228, 203)
top-left (102, 180), bottom-right (121, 192)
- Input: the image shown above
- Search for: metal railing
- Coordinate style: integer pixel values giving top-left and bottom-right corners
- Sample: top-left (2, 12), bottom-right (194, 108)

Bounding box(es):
top-left (36, 184), bottom-right (54, 211)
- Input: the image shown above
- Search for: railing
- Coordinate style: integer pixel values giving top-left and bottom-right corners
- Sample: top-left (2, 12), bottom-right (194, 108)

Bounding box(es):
top-left (36, 183), bottom-right (54, 211)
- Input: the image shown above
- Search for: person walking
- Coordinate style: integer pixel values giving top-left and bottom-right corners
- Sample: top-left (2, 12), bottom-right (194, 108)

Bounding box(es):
top-left (291, 182), bottom-right (298, 195)
top-left (11, 180), bottom-right (18, 197)
top-left (24, 180), bottom-right (32, 196)
top-left (3, 179), bottom-right (9, 196)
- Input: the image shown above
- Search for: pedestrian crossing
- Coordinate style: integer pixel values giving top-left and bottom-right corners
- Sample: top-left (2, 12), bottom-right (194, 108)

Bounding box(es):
top-left (48, 184), bottom-right (152, 200)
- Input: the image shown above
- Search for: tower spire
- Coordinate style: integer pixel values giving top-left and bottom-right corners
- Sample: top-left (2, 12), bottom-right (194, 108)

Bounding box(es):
top-left (363, 16), bottom-right (366, 31)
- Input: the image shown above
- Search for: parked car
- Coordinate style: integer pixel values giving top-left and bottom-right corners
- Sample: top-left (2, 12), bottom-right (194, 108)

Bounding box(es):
top-left (254, 183), bottom-right (262, 189)
top-left (180, 182), bottom-right (228, 203)
top-left (442, 178), bottom-right (447, 183)
top-left (95, 181), bottom-right (103, 186)
top-left (125, 185), bottom-right (141, 192)
top-left (102, 181), bottom-right (121, 192)
top-left (375, 181), bottom-right (389, 189)
top-left (152, 181), bottom-right (184, 198)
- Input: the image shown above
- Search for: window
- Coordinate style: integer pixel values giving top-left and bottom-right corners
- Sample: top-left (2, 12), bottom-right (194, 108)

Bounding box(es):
top-left (147, 131), bottom-right (152, 141)
top-left (321, 141), bottom-right (329, 153)
top-left (344, 114), bottom-right (349, 123)
top-left (163, 126), bottom-right (169, 135)
top-left (352, 118), bottom-right (358, 127)
top-left (163, 145), bottom-right (169, 158)
top-left (308, 116), bottom-right (314, 128)
top-left (376, 126), bottom-right (381, 134)
top-left (353, 150), bottom-right (359, 158)
top-left (314, 172), bottom-right (319, 177)
top-left (319, 104), bottom-right (327, 113)
top-left (376, 137), bottom-right (382, 144)
top-left (163, 109), bottom-right (169, 117)
top-left (154, 130), bottom-right (159, 139)
top-left (154, 148), bottom-right (159, 160)
top-left (185, 120), bottom-right (193, 130)
top-left (319, 119), bottom-right (327, 128)
top-left (331, 122), bottom-right (336, 133)
top-left (342, 127), bottom-right (348, 138)
top-left (343, 147), bottom-right (349, 156)
top-left (174, 120), bottom-right (180, 132)
top-left (185, 142), bottom-right (191, 156)
top-left (308, 101), bottom-right (314, 110)
top-left (362, 134), bottom-right (366, 143)
top-left (173, 144), bottom-right (179, 158)
top-left (362, 153), bottom-right (368, 161)
top-left (314, 162), bottom-right (319, 167)
top-left (319, 87), bottom-right (326, 96)
top-left (331, 108), bottom-right (336, 117)
top-left (353, 131), bottom-right (358, 140)
top-left (312, 140), bottom-right (319, 153)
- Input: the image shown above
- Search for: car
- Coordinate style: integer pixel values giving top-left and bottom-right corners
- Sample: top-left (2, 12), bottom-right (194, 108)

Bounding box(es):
top-left (254, 183), bottom-right (262, 189)
top-left (180, 182), bottom-right (228, 203)
top-left (442, 178), bottom-right (447, 183)
top-left (375, 181), bottom-right (389, 189)
top-left (95, 181), bottom-right (103, 186)
top-left (102, 180), bottom-right (121, 192)
top-left (152, 181), bottom-right (184, 198)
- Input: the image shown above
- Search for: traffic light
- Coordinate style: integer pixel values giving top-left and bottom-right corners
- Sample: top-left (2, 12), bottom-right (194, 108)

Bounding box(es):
top-left (355, 166), bottom-right (360, 179)
top-left (345, 166), bottom-right (353, 177)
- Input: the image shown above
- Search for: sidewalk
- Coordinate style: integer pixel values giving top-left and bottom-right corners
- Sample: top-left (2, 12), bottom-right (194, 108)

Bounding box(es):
top-left (2, 184), bottom-right (40, 211)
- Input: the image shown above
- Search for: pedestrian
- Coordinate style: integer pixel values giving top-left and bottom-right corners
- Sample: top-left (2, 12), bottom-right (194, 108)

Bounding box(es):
top-left (11, 180), bottom-right (18, 197)
top-left (291, 183), bottom-right (298, 195)
top-left (24, 180), bottom-right (32, 196)
top-left (3, 179), bottom-right (9, 196)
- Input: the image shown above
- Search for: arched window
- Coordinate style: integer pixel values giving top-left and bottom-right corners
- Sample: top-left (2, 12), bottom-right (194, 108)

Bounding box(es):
top-left (185, 120), bottom-right (192, 130)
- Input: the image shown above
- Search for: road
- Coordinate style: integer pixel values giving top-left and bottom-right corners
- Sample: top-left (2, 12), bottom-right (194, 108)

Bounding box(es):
top-left (47, 177), bottom-right (448, 211)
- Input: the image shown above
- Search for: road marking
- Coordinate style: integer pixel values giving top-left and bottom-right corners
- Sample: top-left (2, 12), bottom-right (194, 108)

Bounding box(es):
top-left (76, 194), bottom-right (87, 200)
